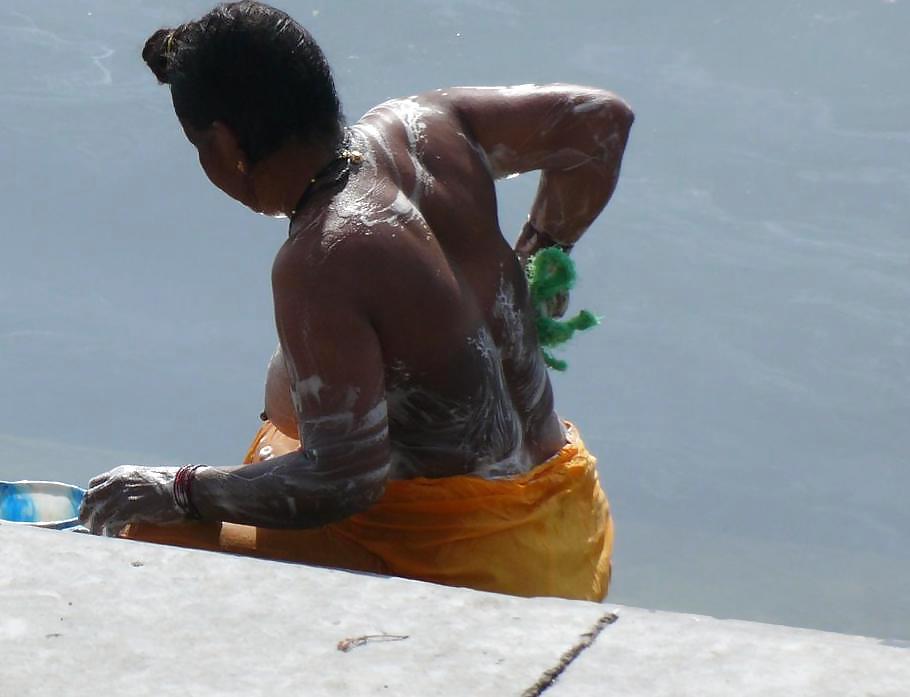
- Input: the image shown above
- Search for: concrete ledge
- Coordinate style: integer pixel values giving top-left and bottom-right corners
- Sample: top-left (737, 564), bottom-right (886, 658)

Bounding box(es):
top-left (0, 525), bottom-right (606, 696)
top-left (551, 606), bottom-right (910, 696)
top-left (2, 525), bottom-right (907, 696)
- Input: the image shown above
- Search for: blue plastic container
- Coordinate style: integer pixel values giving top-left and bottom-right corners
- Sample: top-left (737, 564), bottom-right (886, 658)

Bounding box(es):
top-left (0, 481), bottom-right (86, 529)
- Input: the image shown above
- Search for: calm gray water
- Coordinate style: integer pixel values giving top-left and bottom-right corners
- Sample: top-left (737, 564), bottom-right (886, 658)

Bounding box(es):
top-left (2, 1), bottom-right (908, 641)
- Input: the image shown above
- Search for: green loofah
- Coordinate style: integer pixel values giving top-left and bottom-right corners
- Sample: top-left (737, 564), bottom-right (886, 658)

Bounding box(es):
top-left (525, 248), bottom-right (600, 371)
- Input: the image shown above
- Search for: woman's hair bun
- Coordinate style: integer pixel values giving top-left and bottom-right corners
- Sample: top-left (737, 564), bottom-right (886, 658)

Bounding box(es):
top-left (143, 27), bottom-right (176, 84)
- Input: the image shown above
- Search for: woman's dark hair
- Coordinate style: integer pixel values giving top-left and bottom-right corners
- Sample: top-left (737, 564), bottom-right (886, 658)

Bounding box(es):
top-left (143, 1), bottom-right (343, 164)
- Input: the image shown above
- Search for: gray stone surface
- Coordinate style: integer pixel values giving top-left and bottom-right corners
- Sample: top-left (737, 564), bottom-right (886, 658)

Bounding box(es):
top-left (3, 524), bottom-right (908, 697)
top-left (0, 524), bottom-right (605, 697)
top-left (550, 605), bottom-right (910, 697)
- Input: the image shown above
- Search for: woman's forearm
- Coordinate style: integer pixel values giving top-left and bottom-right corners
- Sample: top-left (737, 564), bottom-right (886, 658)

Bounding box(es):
top-left (528, 159), bottom-right (623, 247)
top-left (191, 450), bottom-right (388, 529)
top-left (527, 98), bottom-right (633, 248)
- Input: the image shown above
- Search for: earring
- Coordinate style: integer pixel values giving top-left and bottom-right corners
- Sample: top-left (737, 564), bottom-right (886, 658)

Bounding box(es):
top-left (237, 160), bottom-right (247, 174)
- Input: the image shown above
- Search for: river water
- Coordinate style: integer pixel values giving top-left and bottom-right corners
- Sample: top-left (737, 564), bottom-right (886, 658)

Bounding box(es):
top-left (1, 0), bottom-right (907, 641)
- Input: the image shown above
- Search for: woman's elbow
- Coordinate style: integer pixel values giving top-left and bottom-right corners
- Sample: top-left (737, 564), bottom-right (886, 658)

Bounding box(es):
top-left (291, 467), bottom-right (388, 528)
top-left (574, 90), bottom-right (634, 144)
top-left (599, 91), bottom-right (634, 132)
top-left (617, 100), bottom-right (635, 131)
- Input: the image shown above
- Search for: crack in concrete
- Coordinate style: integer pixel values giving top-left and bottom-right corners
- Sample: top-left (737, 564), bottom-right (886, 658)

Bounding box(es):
top-left (520, 612), bottom-right (619, 696)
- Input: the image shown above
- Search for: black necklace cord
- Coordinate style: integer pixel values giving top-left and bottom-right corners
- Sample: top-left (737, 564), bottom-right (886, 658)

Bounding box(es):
top-left (289, 134), bottom-right (364, 232)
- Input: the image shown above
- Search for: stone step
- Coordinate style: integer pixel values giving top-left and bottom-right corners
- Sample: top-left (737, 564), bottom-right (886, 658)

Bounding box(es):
top-left (1, 524), bottom-right (906, 696)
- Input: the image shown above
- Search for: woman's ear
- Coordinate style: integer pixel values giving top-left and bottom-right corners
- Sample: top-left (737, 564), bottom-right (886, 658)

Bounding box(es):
top-left (209, 120), bottom-right (249, 175)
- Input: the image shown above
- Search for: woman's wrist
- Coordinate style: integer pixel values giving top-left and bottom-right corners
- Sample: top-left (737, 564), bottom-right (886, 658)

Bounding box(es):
top-left (173, 464), bottom-right (207, 520)
top-left (523, 220), bottom-right (575, 254)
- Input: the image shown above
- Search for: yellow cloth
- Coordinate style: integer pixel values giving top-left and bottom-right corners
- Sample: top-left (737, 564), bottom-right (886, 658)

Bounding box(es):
top-left (126, 421), bottom-right (613, 601)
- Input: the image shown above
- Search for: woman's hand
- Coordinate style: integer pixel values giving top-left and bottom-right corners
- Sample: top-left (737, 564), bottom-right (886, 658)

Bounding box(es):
top-left (516, 221), bottom-right (571, 318)
top-left (79, 465), bottom-right (185, 537)
top-left (542, 290), bottom-right (570, 319)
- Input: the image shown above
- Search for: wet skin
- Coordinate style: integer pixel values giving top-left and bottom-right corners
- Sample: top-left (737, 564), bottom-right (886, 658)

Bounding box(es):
top-left (79, 85), bottom-right (632, 534)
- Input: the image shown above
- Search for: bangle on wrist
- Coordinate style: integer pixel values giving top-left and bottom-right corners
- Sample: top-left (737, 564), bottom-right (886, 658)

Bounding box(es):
top-left (173, 464), bottom-right (205, 520)
top-left (527, 221), bottom-right (574, 254)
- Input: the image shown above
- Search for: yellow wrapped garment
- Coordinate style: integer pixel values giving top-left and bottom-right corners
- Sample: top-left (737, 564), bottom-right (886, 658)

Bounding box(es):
top-left (126, 421), bottom-right (613, 601)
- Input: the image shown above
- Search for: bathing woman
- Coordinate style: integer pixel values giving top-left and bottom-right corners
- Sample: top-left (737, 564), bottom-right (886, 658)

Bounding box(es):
top-left (79, 1), bottom-right (633, 601)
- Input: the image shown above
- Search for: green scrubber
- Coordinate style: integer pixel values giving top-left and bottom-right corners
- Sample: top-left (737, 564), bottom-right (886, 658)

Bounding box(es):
top-left (525, 247), bottom-right (600, 371)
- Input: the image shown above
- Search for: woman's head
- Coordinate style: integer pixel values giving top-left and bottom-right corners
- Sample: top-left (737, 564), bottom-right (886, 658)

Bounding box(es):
top-left (143, 1), bottom-right (343, 203)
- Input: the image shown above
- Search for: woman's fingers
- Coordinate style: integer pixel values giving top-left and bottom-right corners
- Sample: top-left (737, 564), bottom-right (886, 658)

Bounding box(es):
top-left (80, 474), bottom-right (125, 533)
top-left (88, 470), bottom-right (112, 489)
top-left (81, 490), bottom-right (109, 534)
top-left (546, 291), bottom-right (569, 318)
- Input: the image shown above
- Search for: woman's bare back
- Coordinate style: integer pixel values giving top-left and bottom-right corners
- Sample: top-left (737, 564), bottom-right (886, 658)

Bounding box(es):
top-left (267, 92), bottom-right (566, 479)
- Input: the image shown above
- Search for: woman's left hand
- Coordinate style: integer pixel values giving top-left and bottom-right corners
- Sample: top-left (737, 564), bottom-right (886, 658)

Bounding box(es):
top-left (543, 292), bottom-right (570, 319)
top-left (79, 465), bottom-right (185, 536)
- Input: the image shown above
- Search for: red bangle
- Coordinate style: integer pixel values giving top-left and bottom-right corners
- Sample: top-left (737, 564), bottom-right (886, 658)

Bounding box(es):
top-left (173, 464), bottom-right (204, 520)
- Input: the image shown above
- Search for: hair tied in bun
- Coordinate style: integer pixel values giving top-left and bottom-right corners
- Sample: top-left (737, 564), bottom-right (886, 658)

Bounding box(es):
top-left (142, 27), bottom-right (177, 85)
